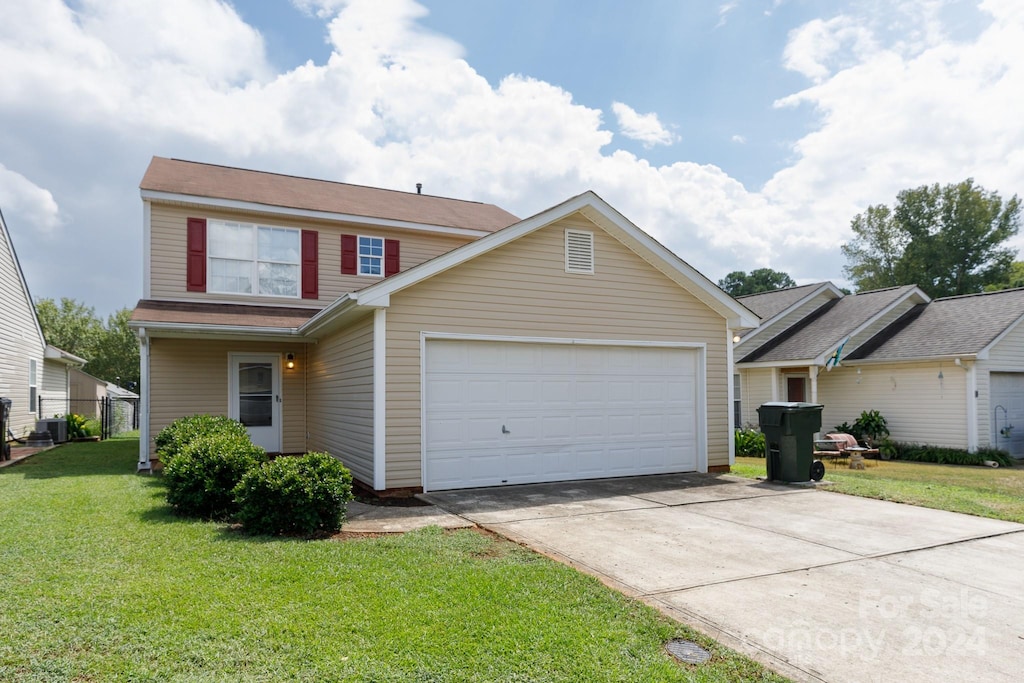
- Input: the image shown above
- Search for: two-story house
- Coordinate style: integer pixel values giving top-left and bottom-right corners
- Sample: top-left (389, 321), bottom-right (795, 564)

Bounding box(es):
top-left (130, 157), bottom-right (758, 493)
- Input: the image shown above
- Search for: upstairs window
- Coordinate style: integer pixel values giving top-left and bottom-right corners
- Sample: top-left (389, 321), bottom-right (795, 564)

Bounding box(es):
top-left (208, 221), bottom-right (301, 297)
top-left (358, 236), bottom-right (384, 276)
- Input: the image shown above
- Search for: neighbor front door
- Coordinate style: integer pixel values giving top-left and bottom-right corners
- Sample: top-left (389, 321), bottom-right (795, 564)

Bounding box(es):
top-left (229, 354), bottom-right (281, 452)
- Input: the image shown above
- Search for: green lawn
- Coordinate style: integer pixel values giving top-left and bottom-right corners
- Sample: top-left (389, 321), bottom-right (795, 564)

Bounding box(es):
top-left (733, 456), bottom-right (1024, 523)
top-left (0, 439), bottom-right (785, 682)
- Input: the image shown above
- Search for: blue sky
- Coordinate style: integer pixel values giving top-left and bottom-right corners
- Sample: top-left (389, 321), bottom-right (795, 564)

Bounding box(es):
top-left (0, 0), bottom-right (1019, 317)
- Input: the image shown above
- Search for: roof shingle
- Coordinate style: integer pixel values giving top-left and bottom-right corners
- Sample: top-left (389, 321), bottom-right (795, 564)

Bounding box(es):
top-left (131, 300), bottom-right (318, 329)
top-left (140, 157), bottom-right (520, 233)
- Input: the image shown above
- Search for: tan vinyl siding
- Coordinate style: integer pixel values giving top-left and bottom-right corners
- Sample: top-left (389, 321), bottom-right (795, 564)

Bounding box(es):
top-left (147, 338), bottom-right (306, 456)
top-left (739, 368), bottom-right (775, 427)
top-left (817, 362), bottom-right (968, 448)
top-left (977, 320), bottom-right (1024, 448)
top-left (0, 224), bottom-right (46, 436)
top-left (149, 203), bottom-right (472, 306)
top-left (306, 313), bottom-right (375, 486)
top-left (738, 291), bottom-right (835, 358)
top-left (383, 213), bottom-right (730, 488)
top-left (39, 360), bottom-right (70, 415)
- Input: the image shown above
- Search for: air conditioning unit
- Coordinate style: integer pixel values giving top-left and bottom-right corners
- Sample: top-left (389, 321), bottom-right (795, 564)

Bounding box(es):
top-left (36, 418), bottom-right (68, 443)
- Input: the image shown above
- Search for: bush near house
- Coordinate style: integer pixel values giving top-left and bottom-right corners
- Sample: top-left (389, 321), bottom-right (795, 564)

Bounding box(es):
top-left (734, 427), bottom-right (766, 457)
top-left (163, 433), bottom-right (267, 520)
top-left (234, 452), bottom-right (354, 537)
top-left (892, 443), bottom-right (1013, 468)
top-left (154, 414), bottom-right (250, 463)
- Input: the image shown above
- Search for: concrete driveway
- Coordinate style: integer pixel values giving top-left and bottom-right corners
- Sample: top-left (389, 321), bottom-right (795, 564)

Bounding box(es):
top-left (423, 473), bottom-right (1024, 683)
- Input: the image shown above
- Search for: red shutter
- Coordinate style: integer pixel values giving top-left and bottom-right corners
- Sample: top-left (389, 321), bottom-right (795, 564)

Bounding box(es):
top-left (384, 239), bottom-right (400, 277)
top-left (301, 230), bottom-right (318, 299)
top-left (341, 234), bottom-right (357, 275)
top-left (186, 218), bottom-right (207, 292)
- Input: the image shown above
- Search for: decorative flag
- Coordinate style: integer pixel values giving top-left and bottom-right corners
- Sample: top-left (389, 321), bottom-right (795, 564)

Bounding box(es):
top-left (826, 337), bottom-right (849, 371)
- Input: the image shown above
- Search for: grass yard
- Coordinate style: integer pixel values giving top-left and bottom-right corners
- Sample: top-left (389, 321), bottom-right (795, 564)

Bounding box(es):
top-left (733, 456), bottom-right (1024, 523)
top-left (0, 439), bottom-right (785, 682)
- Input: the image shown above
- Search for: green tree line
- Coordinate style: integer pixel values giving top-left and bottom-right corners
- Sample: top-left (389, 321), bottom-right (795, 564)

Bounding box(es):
top-left (36, 298), bottom-right (140, 390)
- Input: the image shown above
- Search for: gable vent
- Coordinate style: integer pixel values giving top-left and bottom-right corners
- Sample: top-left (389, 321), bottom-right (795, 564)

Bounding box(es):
top-left (565, 229), bottom-right (595, 274)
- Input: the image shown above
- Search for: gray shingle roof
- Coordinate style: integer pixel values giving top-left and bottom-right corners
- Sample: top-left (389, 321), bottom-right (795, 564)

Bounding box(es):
top-left (737, 283), bottom-right (830, 321)
top-left (741, 285), bottom-right (919, 363)
top-left (851, 288), bottom-right (1024, 361)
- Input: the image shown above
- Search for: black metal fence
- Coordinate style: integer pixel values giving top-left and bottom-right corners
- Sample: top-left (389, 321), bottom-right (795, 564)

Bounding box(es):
top-left (37, 397), bottom-right (140, 440)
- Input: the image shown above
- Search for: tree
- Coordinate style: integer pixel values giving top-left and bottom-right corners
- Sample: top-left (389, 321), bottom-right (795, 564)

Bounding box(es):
top-left (842, 179), bottom-right (1021, 297)
top-left (86, 309), bottom-right (141, 390)
top-left (36, 298), bottom-right (140, 390)
top-left (985, 261), bottom-right (1024, 292)
top-left (718, 268), bottom-right (797, 296)
top-left (35, 298), bottom-right (103, 360)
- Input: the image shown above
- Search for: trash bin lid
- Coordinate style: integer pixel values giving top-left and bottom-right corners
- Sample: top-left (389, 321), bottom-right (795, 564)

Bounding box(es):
top-left (758, 401), bottom-right (823, 410)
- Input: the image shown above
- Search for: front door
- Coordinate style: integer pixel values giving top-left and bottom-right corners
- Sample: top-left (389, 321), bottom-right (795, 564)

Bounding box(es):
top-left (787, 376), bottom-right (806, 402)
top-left (229, 354), bottom-right (281, 452)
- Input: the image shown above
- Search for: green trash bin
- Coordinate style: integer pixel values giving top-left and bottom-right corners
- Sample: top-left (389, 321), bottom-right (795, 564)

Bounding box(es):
top-left (756, 402), bottom-right (824, 482)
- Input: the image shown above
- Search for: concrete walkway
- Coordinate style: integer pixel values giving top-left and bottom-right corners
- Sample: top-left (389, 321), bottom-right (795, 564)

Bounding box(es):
top-left (423, 473), bottom-right (1024, 683)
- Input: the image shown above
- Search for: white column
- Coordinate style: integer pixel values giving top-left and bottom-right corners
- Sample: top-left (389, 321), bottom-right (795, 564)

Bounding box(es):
top-left (726, 329), bottom-right (736, 465)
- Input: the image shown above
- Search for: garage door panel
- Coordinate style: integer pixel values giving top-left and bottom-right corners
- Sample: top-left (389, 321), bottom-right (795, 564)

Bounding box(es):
top-left (425, 340), bottom-right (701, 490)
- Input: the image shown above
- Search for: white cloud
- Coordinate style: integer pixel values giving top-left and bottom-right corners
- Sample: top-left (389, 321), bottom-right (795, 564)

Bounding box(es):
top-left (611, 102), bottom-right (679, 148)
top-left (731, 134), bottom-right (747, 144)
top-left (0, 0), bottom-right (1022, 312)
top-left (0, 164), bottom-right (62, 234)
top-left (717, 2), bottom-right (738, 28)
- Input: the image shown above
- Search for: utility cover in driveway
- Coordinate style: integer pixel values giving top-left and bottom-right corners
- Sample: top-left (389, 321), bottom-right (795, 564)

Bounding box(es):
top-left (424, 339), bottom-right (700, 491)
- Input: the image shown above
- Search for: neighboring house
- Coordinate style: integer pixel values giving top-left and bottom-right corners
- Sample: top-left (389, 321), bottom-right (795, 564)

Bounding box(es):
top-left (734, 283), bottom-right (1024, 458)
top-left (69, 367), bottom-right (108, 418)
top-left (130, 157), bottom-right (758, 492)
top-left (0, 207), bottom-right (85, 437)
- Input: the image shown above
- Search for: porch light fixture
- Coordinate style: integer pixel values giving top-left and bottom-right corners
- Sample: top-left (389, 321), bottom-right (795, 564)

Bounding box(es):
top-left (285, 352), bottom-right (295, 370)
top-left (732, 334), bottom-right (741, 343)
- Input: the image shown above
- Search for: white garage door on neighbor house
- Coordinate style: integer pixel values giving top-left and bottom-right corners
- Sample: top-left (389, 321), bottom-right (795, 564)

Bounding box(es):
top-left (991, 372), bottom-right (1024, 458)
top-left (423, 338), bottom-right (702, 491)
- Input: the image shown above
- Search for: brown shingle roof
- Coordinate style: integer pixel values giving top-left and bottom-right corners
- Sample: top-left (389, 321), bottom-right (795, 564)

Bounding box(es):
top-left (849, 288), bottom-right (1024, 361)
top-left (140, 157), bottom-right (520, 233)
top-left (131, 300), bottom-right (319, 329)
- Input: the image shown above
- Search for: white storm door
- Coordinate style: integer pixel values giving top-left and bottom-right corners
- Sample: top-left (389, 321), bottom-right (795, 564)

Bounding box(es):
top-left (991, 372), bottom-right (1024, 458)
top-left (229, 354), bottom-right (281, 452)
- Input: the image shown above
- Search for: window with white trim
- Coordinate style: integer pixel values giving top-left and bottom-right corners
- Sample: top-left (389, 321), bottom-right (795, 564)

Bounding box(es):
top-left (29, 359), bottom-right (37, 412)
top-left (733, 373), bottom-right (742, 428)
top-left (208, 221), bottom-right (301, 297)
top-left (358, 236), bottom-right (384, 276)
top-left (565, 229), bottom-right (594, 274)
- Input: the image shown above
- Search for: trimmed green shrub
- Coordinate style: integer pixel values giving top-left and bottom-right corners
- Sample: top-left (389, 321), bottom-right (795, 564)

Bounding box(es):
top-left (163, 434), bottom-right (267, 520)
top-left (735, 428), bottom-right (766, 457)
top-left (155, 414), bottom-right (249, 463)
top-left (853, 410), bottom-right (889, 445)
top-left (234, 452), bottom-right (354, 536)
top-left (892, 443), bottom-right (1013, 468)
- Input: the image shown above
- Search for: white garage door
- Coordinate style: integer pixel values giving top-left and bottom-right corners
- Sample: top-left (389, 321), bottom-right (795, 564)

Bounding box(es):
top-left (424, 339), bottom-right (700, 491)
top-left (991, 372), bottom-right (1024, 458)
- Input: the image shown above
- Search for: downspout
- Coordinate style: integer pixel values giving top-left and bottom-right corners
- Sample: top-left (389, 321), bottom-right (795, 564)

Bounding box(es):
top-left (137, 328), bottom-right (151, 472)
top-left (727, 329), bottom-right (736, 466)
top-left (963, 359), bottom-right (977, 452)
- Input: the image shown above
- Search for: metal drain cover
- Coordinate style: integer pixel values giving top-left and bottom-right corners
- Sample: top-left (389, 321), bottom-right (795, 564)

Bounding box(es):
top-left (665, 638), bottom-right (711, 664)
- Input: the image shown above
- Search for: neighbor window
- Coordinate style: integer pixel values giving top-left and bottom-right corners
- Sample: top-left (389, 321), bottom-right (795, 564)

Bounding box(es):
top-left (733, 373), bottom-right (742, 428)
top-left (208, 220), bottom-right (300, 297)
top-left (358, 236), bottom-right (383, 276)
top-left (29, 359), bottom-right (37, 412)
